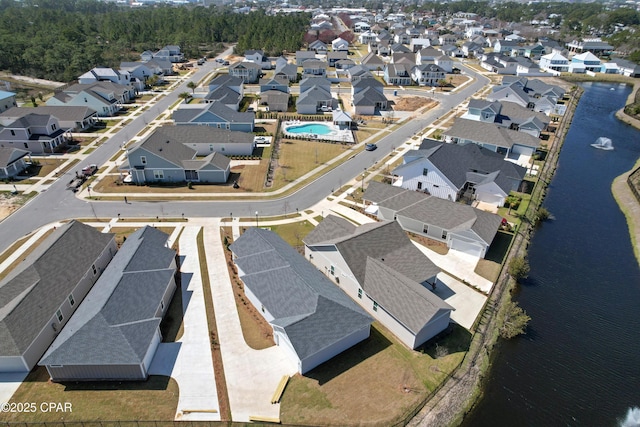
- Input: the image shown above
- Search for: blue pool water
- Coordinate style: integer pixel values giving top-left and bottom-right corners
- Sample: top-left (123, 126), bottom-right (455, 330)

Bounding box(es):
top-left (285, 123), bottom-right (333, 135)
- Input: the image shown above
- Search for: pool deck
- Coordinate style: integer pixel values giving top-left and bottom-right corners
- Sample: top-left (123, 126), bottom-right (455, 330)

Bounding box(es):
top-left (283, 120), bottom-right (354, 143)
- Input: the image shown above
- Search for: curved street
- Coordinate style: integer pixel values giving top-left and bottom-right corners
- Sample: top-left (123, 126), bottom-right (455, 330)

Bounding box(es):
top-left (0, 62), bottom-right (489, 254)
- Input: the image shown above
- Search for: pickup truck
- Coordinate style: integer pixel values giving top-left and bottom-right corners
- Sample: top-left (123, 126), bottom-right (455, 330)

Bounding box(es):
top-left (81, 164), bottom-right (97, 176)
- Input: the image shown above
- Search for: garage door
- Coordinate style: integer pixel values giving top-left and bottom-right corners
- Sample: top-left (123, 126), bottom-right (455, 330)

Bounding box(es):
top-left (449, 238), bottom-right (484, 258)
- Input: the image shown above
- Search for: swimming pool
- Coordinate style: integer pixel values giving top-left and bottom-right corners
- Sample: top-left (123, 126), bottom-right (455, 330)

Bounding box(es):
top-left (285, 123), bottom-right (333, 135)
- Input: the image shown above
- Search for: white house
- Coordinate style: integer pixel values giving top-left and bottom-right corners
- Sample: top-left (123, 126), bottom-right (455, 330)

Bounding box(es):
top-left (230, 228), bottom-right (373, 374)
top-left (304, 216), bottom-right (453, 349)
top-left (539, 52), bottom-right (569, 73)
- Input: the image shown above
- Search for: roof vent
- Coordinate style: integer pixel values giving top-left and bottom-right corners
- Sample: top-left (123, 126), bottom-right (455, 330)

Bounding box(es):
top-left (381, 258), bottom-right (385, 262)
top-left (166, 140), bottom-right (170, 143)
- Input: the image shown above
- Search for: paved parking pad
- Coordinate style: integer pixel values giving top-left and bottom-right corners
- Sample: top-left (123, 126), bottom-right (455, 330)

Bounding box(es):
top-left (434, 272), bottom-right (487, 330)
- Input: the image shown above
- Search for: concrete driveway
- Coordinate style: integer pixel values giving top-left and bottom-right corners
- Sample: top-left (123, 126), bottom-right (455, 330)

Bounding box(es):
top-left (202, 220), bottom-right (298, 423)
top-left (149, 226), bottom-right (220, 421)
top-left (433, 272), bottom-right (488, 330)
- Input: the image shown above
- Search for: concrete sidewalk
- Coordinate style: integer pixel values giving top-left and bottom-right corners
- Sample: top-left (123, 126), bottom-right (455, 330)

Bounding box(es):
top-left (149, 225), bottom-right (221, 421)
top-left (202, 221), bottom-right (298, 423)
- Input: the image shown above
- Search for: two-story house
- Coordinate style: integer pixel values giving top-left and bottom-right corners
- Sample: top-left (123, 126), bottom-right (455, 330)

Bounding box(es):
top-left (0, 113), bottom-right (67, 154)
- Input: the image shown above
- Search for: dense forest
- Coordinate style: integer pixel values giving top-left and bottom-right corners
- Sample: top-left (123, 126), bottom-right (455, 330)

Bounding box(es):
top-left (0, 0), bottom-right (310, 82)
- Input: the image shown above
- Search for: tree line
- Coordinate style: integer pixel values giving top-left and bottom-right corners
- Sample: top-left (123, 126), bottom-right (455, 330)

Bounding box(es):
top-left (0, 0), bottom-right (310, 82)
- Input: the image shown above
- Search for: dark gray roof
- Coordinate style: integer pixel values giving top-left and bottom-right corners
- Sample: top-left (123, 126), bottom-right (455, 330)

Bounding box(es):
top-left (182, 151), bottom-right (230, 171)
top-left (305, 216), bottom-right (449, 334)
top-left (394, 139), bottom-right (526, 194)
top-left (353, 86), bottom-right (388, 107)
top-left (363, 182), bottom-right (502, 245)
top-left (230, 228), bottom-right (372, 361)
top-left (208, 74), bottom-right (244, 89)
top-left (0, 147), bottom-right (29, 168)
top-left (0, 221), bottom-right (114, 357)
top-left (445, 118), bottom-right (540, 149)
top-left (0, 106), bottom-right (97, 122)
top-left (204, 85), bottom-right (242, 104)
top-left (134, 129), bottom-right (197, 166)
top-left (361, 52), bottom-right (384, 66)
top-left (155, 124), bottom-right (254, 147)
top-left (40, 226), bottom-right (175, 366)
top-left (297, 86), bottom-right (332, 106)
top-left (172, 101), bottom-right (254, 124)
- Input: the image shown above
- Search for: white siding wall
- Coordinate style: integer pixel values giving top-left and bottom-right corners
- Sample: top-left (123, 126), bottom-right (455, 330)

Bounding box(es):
top-left (244, 284), bottom-right (275, 323)
top-left (397, 160), bottom-right (458, 201)
top-left (141, 328), bottom-right (161, 377)
top-left (274, 329), bottom-right (301, 371)
top-left (300, 326), bottom-right (370, 373)
top-left (412, 310), bottom-right (451, 348)
top-left (475, 181), bottom-right (506, 206)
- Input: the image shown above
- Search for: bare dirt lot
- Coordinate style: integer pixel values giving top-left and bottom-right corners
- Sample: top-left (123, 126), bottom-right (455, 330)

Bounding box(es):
top-left (394, 96), bottom-right (437, 111)
top-left (0, 193), bottom-right (21, 221)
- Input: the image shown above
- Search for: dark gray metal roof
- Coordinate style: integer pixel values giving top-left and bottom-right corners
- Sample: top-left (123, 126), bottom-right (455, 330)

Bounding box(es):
top-left (230, 228), bottom-right (372, 361)
top-left (0, 221), bottom-right (114, 357)
top-left (40, 226), bottom-right (175, 366)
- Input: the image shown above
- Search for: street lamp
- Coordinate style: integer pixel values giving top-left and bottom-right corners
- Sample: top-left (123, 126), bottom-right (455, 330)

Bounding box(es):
top-left (361, 171), bottom-right (366, 192)
top-left (255, 211), bottom-right (259, 228)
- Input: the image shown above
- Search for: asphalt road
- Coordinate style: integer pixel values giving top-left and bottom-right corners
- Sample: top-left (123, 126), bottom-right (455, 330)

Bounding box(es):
top-left (0, 62), bottom-right (488, 253)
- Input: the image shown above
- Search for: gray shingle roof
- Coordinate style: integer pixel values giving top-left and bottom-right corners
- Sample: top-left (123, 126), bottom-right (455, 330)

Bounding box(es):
top-left (305, 216), bottom-right (449, 334)
top-left (134, 129), bottom-right (198, 167)
top-left (363, 181), bottom-right (502, 245)
top-left (0, 106), bottom-right (97, 123)
top-left (0, 147), bottom-right (29, 168)
top-left (172, 101), bottom-right (254, 124)
top-left (153, 124), bottom-right (254, 147)
top-left (0, 221), bottom-right (114, 357)
top-left (445, 118), bottom-right (540, 149)
top-left (230, 228), bottom-right (372, 361)
top-left (40, 226), bottom-right (175, 366)
top-left (394, 139), bottom-right (526, 194)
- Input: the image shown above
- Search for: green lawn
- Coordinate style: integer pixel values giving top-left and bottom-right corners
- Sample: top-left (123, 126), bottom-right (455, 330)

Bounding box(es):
top-left (280, 323), bottom-right (469, 426)
top-left (272, 139), bottom-right (348, 188)
top-left (269, 220), bottom-right (316, 248)
top-left (0, 368), bottom-right (178, 422)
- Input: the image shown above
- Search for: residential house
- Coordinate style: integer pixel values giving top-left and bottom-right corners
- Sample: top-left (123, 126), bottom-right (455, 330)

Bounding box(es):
top-left (332, 110), bottom-right (354, 129)
top-left (0, 91), bottom-right (17, 113)
top-left (384, 63), bottom-right (413, 85)
top-left (172, 101), bottom-right (255, 132)
top-left (410, 38), bottom-right (432, 53)
top-left (394, 33), bottom-right (411, 45)
top-left (204, 74), bottom-right (244, 110)
top-left (463, 99), bottom-right (549, 137)
top-left (524, 44), bottom-right (546, 59)
top-left (336, 59), bottom-right (356, 71)
top-left (275, 63), bottom-right (298, 83)
top-left (152, 45), bottom-right (184, 63)
top-left (327, 51), bottom-right (348, 67)
top-left (359, 31), bottom-right (378, 45)
top-left (142, 58), bottom-right (173, 77)
top-left (440, 44), bottom-right (464, 58)
top-left (124, 128), bottom-right (231, 184)
top-left (0, 147), bottom-right (30, 179)
top-left (480, 53), bottom-right (518, 75)
top-left (539, 52), bottom-right (569, 73)
top-left (566, 38), bottom-right (613, 56)
top-left (120, 62), bottom-right (156, 86)
top-left (229, 61), bottom-right (262, 84)
top-left (301, 59), bottom-right (328, 77)
top-left (0, 221), bottom-right (116, 373)
top-left (611, 58), bottom-right (640, 77)
top-left (230, 228), bottom-right (373, 374)
top-left (416, 47), bottom-right (441, 64)
top-left (297, 77), bottom-right (337, 114)
top-left (46, 82), bottom-right (134, 117)
top-left (444, 118), bottom-right (540, 164)
top-left (462, 41), bottom-right (484, 58)
top-left (0, 106), bottom-right (98, 132)
top-left (493, 39), bottom-right (519, 55)
top-left (352, 77), bottom-right (388, 115)
top-left (360, 52), bottom-right (385, 72)
top-left (570, 52), bottom-right (602, 73)
top-left (435, 55), bottom-right (453, 73)
top-left (0, 114), bottom-right (67, 154)
top-left (148, 125), bottom-right (255, 156)
top-left (244, 49), bottom-right (272, 69)
top-left (332, 37), bottom-right (349, 52)
top-left (40, 227), bottom-right (177, 381)
top-left (304, 216), bottom-right (453, 349)
top-left (392, 138), bottom-right (526, 207)
top-left (78, 67), bottom-right (131, 87)
top-left (348, 65), bottom-right (374, 82)
top-left (259, 77), bottom-right (290, 112)
top-left (296, 51), bottom-right (316, 66)
top-left (362, 182), bottom-right (502, 258)
top-left (489, 77), bottom-right (565, 115)
top-left (411, 64), bottom-right (446, 86)
top-left (390, 43), bottom-right (412, 55)
top-left (354, 21), bottom-right (371, 33)
top-left (309, 40), bottom-right (328, 54)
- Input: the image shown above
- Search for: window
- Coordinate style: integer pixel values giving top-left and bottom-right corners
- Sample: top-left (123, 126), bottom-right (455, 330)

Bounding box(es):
top-left (10, 130), bottom-right (15, 136)
top-left (92, 264), bottom-right (97, 275)
top-left (154, 170), bottom-right (164, 179)
top-left (373, 301), bottom-right (378, 312)
top-left (422, 168), bottom-right (428, 176)
top-left (358, 289), bottom-right (363, 299)
top-left (24, 143), bottom-right (28, 149)
top-left (441, 230), bottom-right (448, 239)
top-left (417, 182), bottom-right (422, 190)
top-left (56, 310), bottom-right (64, 322)
top-left (160, 301), bottom-right (165, 310)
top-left (423, 225), bottom-right (429, 234)
top-left (52, 124), bottom-right (57, 131)
top-left (330, 265), bottom-right (335, 275)
top-left (140, 156), bottom-right (147, 165)
top-left (68, 294), bottom-right (75, 306)
top-left (209, 144), bottom-right (214, 152)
